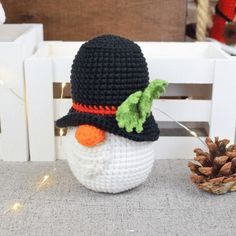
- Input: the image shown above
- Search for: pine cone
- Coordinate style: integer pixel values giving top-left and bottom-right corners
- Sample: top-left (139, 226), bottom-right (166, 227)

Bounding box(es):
top-left (188, 137), bottom-right (236, 194)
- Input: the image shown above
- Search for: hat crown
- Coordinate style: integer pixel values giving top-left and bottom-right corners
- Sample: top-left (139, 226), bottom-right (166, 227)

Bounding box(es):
top-left (82, 34), bottom-right (140, 50)
top-left (71, 34), bottom-right (149, 106)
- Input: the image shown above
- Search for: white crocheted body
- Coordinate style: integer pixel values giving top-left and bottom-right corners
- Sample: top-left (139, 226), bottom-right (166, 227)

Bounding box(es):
top-left (66, 128), bottom-right (154, 193)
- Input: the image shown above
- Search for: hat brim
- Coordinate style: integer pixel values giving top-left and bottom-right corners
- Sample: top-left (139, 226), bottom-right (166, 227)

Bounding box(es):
top-left (56, 108), bottom-right (160, 142)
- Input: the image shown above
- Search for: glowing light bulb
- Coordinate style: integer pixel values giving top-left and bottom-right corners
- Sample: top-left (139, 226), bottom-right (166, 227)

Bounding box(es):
top-left (42, 175), bottom-right (50, 184)
top-left (59, 128), bottom-right (64, 137)
top-left (37, 174), bottom-right (52, 190)
top-left (60, 82), bottom-right (67, 99)
top-left (190, 131), bottom-right (197, 137)
top-left (10, 202), bottom-right (24, 213)
top-left (61, 82), bottom-right (66, 89)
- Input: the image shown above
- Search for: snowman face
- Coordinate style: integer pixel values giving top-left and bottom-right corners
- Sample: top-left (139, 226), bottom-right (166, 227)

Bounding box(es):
top-left (65, 126), bottom-right (154, 193)
top-left (66, 126), bottom-right (154, 176)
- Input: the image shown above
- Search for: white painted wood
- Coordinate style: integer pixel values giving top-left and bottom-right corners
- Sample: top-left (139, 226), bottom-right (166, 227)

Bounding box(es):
top-left (53, 99), bottom-right (211, 122)
top-left (210, 59), bottom-right (236, 142)
top-left (0, 86), bottom-right (5, 160)
top-left (56, 136), bottom-right (207, 160)
top-left (55, 136), bottom-right (67, 160)
top-left (0, 134), bottom-right (3, 159)
top-left (25, 41), bottom-right (234, 161)
top-left (54, 99), bottom-right (71, 120)
top-left (25, 58), bottom-right (55, 161)
top-left (153, 136), bottom-right (207, 159)
top-left (142, 43), bottom-right (227, 84)
top-left (52, 59), bottom-right (73, 83)
top-left (0, 24), bottom-right (43, 161)
top-left (154, 100), bottom-right (211, 122)
top-left (148, 59), bottom-right (215, 84)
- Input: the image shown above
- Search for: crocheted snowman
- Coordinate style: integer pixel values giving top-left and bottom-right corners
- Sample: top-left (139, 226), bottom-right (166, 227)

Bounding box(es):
top-left (56, 35), bottom-right (167, 193)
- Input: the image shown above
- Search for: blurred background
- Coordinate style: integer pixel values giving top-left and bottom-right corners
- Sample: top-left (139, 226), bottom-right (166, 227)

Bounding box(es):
top-left (0, 0), bottom-right (219, 41)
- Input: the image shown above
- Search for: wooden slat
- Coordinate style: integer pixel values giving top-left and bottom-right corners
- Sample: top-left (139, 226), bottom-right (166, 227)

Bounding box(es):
top-left (153, 100), bottom-right (211, 122)
top-left (52, 59), bottom-right (72, 83)
top-left (25, 58), bottom-right (55, 161)
top-left (54, 99), bottom-right (71, 120)
top-left (54, 99), bottom-right (211, 122)
top-left (148, 58), bottom-right (215, 84)
top-left (53, 83), bottom-right (212, 99)
top-left (0, 134), bottom-right (3, 160)
top-left (163, 84), bottom-right (212, 98)
top-left (210, 60), bottom-right (236, 142)
top-left (55, 136), bottom-right (207, 160)
top-left (2, 0), bottom-right (187, 41)
top-left (153, 136), bottom-right (207, 159)
top-left (55, 136), bottom-right (68, 160)
top-left (38, 42), bottom-right (226, 84)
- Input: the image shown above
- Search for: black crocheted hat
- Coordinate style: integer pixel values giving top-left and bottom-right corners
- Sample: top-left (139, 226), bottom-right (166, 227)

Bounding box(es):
top-left (56, 35), bottom-right (160, 142)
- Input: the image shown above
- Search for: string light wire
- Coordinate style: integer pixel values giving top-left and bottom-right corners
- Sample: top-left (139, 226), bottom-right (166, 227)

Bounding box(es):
top-left (59, 83), bottom-right (67, 140)
top-left (153, 106), bottom-right (207, 147)
top-left (0, 79), bottom-right (63, 215)
top-left (0, 79), bottom-right (24, 101)
top-left (60, 82), bottom-right (66, 99)
top-left (3, 167), bottom-right (57, 215)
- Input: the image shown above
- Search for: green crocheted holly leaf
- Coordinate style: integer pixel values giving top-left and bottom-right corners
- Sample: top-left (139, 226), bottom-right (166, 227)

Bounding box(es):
top-left (116, 79), bottom-right (168, 133)
top-left (139, 79), bottom-right (168, 121)
top-left (116, 91), bottom-right (143, 133)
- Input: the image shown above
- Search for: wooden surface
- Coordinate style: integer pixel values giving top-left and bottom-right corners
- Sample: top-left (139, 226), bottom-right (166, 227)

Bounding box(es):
top-left (1, 0), bottom-right (187, 41)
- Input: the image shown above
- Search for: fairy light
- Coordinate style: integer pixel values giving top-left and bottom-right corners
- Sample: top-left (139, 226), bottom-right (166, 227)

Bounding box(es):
top-left (9, 203), bottom-right (24, 212)
top-left (3, 168), bottom-right (56, 215)
top-left (0, 77), bottom-right (59, 216)
top-left (190, 130), bottom-right (198, 137)
top-left (41, 175), bottom-right (50, 185)
top-left (3, 202), bottom-right (24, 214)
top-left (60, 82), bottom-right (66, 99)
top-left (59, 128), bottom-right (64, 137)
top-left (36, 174), bottom-right (53, 190)
top-left (0, 79), bottom-right (24, 101)
top-left (59, 83), bottom-right (66, 145)
top-left (154, 107), bottom-right (207, 147)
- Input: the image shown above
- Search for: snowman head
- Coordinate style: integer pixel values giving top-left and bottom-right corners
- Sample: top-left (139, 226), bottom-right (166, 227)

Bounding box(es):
top-left (56, 35), bottom-right (167, 147)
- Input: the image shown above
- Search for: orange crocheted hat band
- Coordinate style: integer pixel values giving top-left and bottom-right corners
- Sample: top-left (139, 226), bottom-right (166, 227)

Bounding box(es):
top-left (72, 102), bottom-right (117, 116)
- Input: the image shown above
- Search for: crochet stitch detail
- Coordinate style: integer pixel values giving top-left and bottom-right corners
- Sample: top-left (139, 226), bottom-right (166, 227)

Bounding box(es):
top-left (72, 102), bottom-right (117, 115)
top-left (56, 34), bottom-right (160, 142)
top-left (116, 79), bottom-right (167, 133)
top-left (75, 125), bottom-right (105, 147)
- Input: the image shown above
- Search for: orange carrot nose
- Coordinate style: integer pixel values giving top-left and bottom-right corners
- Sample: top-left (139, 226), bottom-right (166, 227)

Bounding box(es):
top-left (75, 125), bottom-right (105, 147)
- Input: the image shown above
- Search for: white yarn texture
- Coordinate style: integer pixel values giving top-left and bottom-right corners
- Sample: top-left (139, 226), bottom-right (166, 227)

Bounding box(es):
top-left (0, 3), bottom-right (6, 24)
top-left (66, 128), bottom-right (154, 193)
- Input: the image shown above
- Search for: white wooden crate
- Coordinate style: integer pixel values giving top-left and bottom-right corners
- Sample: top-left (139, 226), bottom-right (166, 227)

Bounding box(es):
top-left (25, 42), bottom-right (236, 161)
top-left (0, 24), bottom-right (43, 161)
